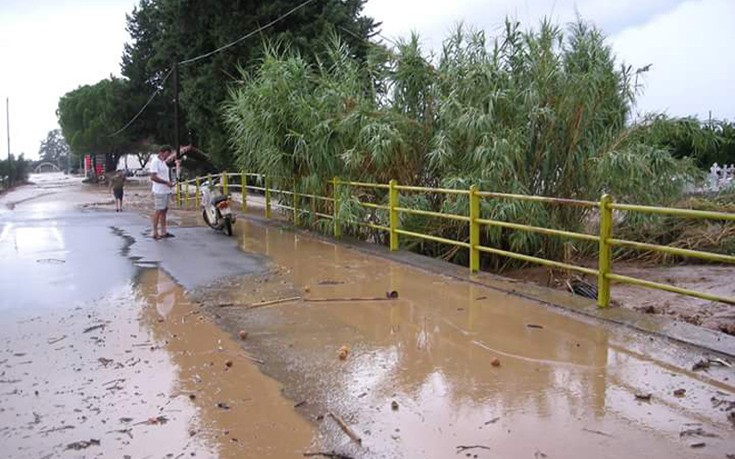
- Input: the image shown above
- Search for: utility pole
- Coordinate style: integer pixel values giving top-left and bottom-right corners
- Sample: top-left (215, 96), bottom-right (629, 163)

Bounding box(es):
top-left (173, 62), bottom-right (180, 159)
top-left (5, 97), bottom-right (11, 186)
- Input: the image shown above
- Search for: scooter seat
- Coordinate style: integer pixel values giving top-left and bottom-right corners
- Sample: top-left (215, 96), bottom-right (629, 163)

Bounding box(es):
top-left (210, 195), bottom-right (228, 205)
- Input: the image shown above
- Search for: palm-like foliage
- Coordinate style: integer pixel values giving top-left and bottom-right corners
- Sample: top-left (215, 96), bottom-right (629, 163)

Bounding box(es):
top-left (223, 19), bottom-right (696, 268)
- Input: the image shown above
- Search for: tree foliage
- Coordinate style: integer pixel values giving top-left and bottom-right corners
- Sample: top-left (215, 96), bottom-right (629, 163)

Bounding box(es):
top-left (223, 20), bottom-right (698, 267)
top-left (38, 129), bottom-right (71, 170)
top-left (627, 116), bottom-right (735, 168)
top-left (121, 0), bottom-right (378, 167)
top-left (57, 78), bottom-right (139, 172)
top-left (0, 154), bottom-right (32, 190)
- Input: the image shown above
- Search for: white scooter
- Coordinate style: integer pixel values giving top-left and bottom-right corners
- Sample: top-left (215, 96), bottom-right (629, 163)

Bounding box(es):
top-left (200, 180), bottom-right (235, 236)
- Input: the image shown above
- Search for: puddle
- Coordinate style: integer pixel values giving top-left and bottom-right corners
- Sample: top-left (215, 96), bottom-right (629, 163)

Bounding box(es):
top-left (0, 268), bottom-right (315, 458)
top-left (197, 220), bottom-right (734, 459)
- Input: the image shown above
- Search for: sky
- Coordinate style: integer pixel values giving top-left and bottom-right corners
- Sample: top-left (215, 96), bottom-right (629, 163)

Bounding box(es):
top-left (0, 0), bottom-right (733, 160)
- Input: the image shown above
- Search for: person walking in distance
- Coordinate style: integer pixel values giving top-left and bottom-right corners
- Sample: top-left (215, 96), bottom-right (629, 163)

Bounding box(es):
top-left (110, 170), bottom-right (126, 212)
top-left (150, 145), bottom-right (175, 240)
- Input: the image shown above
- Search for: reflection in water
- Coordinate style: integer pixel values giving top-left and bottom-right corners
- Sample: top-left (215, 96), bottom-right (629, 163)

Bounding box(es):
top-left (133, 268), bottom-right (315, 459)
top-left (226, 219), bottom-right (734, 459)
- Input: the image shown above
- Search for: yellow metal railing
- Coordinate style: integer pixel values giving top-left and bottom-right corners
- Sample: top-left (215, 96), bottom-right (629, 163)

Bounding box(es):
top-left (175, 172), bottom-right (735, 308)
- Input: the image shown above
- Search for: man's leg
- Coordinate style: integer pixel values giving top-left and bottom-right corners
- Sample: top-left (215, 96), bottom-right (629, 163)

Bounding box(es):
top-left (161, 208), bottom-right (168, 236)
top-left (152, 210), bottom-right (161, 238)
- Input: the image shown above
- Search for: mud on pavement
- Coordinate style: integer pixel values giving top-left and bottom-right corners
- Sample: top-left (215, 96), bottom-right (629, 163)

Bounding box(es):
top-left (0, 268), bottom-right (315, 458)
top-left (192, 221), bottom-right (735, 459)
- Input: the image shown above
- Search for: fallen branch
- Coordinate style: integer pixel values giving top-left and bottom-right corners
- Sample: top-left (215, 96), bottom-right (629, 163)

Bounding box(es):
top-left (303, 452), bottom-right (354, 459)
top-left (308, 297), bottom-right (393, 303)
top-left (219, 296), bottom-right (301, 310)
top-left (47, 335), bottom-right (67, 345)
top-left (328, 412), bottom-right (362, 445)
top-left (456, 445), bottom-right (491, 453)
top-left (247, 296), bottom-right (301, 310)
top-left (241, 354), bottom-right (265, 364)
top-left (39, 425), bottom-right (75, 434)
top-left (83, 324), bottom-right (105, 334)
top-left (582, 428), bottom-right (614, 438)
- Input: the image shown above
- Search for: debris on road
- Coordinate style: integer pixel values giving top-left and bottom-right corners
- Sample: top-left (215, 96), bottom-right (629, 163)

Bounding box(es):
top-left (391, 401), bottom-right (399, 411)
top-left (634, 393), bottom-right (652, 401)
top-left (673, 388), bottom-right (686, 397)
top-left (39, 425), bottom-right (75, 435)
top-left (386, 290), bottom-right (399, 299)
top-left (526, 324), bottom-right (544, 329)
top-left (679, 427), bottom-right (719, 438)
top-left (308, 296), bottom-right (395, 302)
top-left (47, 335), bottom-right (67, 345)
top-left (65, 439), bottom-right (100, 450)
top-left (582, 428), bottom-right (614, 437)
top-left (238, 330), bottom-right (248, 340)
top-left (692, 357), bottom-right (731, 371)
top-left (328, 412), bottom-right (362, 445)
top-left (220, 296), bottom-right (301, 310)
top-left (491, 358), bottom-right (501, 367)
top-left (303, 452), bottom-right (354, 459)
top-left (456, 444), bottom-right (491, 453)
top-left (83, 324), bottom-right (106, 333)
top-left (318, 280), bottom-right (345, 285)
top-left (338, 345), bottom-right (349, 360)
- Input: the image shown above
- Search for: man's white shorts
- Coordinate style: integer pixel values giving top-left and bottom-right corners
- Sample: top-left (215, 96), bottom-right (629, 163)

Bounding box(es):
top-left (153, 193), bottom-right (170, 211)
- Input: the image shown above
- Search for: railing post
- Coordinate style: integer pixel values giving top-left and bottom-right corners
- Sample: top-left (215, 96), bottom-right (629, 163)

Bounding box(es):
top-left (222, 171), bottom-right (228, 195)
top-left (175, 182), bottom-right (181, 208)
top-left (469, 185), bottom-right (480, 273)
top-left (241, 171), bottom-right (246, 212)
top-left (598, 194), bottom-right (613, 308)
top-left (333, 177), bottom-right (341, 238)
top-left (311, 193), bottom-right (317, 224)
top-left (293, 180), bottom-right (300, 226)
top-left (185, 182), bottom-right (190, 209)
top-left (265, 175), bottom-right (271, 219)
top-left (195, 177), bottom-right (200, 208)
top-left (389, 179), bottom-right (399, 251)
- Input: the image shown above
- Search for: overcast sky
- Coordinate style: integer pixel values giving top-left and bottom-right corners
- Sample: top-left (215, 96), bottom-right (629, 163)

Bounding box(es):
top-left (0, 0), bottom-right (733, 160)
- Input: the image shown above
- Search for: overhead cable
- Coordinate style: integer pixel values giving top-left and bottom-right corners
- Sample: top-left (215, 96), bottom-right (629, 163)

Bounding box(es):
top-left (178, 0), bottom-right (316, 66)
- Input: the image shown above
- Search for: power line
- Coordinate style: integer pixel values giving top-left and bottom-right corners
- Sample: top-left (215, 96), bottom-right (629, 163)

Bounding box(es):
top-left (110, 68), bottom-right (174, 137)
top-left (109, 0), bottom-right (316, 137)
top-left (178, 0), bottom-right (316, 66)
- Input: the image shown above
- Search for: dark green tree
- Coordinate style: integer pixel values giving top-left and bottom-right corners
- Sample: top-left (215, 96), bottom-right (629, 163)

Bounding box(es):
top-left (121, 0), bottom-right (378, 168)
top-left (57, 77), bottom-right (139, 172)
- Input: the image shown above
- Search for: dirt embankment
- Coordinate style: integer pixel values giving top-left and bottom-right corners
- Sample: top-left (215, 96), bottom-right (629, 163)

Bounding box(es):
top-left (505, 264), bottom-right (735, 336)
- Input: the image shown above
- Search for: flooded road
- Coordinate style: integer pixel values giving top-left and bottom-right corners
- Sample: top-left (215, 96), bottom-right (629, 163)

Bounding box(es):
top-left (206, 221), bottom-right (735, 459)
top-left (1, 174), bottom-right (733, 458)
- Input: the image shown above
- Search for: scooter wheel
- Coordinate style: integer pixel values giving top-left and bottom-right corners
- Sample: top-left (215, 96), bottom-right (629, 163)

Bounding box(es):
top-left (203, 209), bottom-right (216, 229)
top-left (223, 216), bottom-right (233, 236)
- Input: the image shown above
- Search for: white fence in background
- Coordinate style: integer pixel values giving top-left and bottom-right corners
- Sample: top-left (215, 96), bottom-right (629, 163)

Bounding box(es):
top-left (708, 163), bottom-right (734, 192)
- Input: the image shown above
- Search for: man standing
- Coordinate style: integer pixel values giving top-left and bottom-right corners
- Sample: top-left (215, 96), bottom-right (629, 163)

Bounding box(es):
top-left (150, 145), bottom-right (175, 240)
top-left (109, 170), bottom-right (126, 212)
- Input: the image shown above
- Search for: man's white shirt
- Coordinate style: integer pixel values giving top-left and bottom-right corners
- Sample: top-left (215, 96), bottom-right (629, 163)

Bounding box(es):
top-left (149, 156), bottom-right (171, 194)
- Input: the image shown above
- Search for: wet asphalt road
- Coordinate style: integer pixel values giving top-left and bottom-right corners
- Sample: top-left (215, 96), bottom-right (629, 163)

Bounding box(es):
top-left (0, 174), bottom-right (265, 313)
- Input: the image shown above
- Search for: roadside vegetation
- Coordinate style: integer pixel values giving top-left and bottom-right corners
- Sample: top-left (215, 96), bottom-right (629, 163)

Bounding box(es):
top-left (51, 0), bottom-right (732, 270)
top-left (0, 154), bottom-right (31, 192)
top-left (224, 21), bottom-right (731, 269)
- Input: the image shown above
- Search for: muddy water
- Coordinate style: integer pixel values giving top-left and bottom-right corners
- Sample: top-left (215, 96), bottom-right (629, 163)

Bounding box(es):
top-left (204, 221), bottom-right (735, 459)
top-left (0, 268), bottom-right (315, 458)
